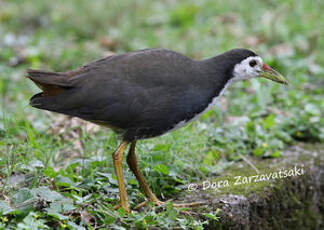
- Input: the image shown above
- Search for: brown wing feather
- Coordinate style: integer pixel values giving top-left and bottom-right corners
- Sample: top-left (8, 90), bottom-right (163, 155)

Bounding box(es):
top-left (26, 68), bottom-right (81, 96)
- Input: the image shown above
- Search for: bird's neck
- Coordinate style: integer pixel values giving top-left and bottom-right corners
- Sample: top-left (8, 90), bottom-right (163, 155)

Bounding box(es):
top-left (198, 55), bottom-right (235, 92)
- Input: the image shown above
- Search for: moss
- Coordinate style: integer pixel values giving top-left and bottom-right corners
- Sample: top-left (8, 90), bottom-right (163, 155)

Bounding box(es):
top-left (207, 143), bottom-right (324, 198)
top-left (178, 143), bottom-right (324, 230)
top-left (202, 158), bottom-right (291, 198)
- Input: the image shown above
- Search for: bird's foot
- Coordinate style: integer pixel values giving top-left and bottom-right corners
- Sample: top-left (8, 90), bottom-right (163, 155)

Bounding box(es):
top-left (114, 200), bottom-right (206, 212)
top-left (134, 199), bottom-right (164, 210)
top-left (173, 201), bottom-right (207, 208)
top-left (113, 203), bottom-right (130, 213)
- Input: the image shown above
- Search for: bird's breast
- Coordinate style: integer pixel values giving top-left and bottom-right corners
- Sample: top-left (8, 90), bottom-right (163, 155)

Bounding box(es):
top-left (168, 82), bottom-right (230, 132)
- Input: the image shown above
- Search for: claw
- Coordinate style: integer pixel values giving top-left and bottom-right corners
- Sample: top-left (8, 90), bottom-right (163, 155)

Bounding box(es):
top-left (113, 203), bottom-right (130, 213)
top-left (134, 199), bottom-right (165, 210)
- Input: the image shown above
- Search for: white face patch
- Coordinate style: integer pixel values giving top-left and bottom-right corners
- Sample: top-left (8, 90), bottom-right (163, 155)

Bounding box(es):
top-left (232, 56), bottom-right (263, 82)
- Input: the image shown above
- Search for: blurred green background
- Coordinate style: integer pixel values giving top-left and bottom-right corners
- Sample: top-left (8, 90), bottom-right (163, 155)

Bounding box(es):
top-left (0, 0), bottom-right (323, 229)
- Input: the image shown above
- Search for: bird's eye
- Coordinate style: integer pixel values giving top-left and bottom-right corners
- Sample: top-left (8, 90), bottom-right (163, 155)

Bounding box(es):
top-left (249, 60), bottom-right (257, 67)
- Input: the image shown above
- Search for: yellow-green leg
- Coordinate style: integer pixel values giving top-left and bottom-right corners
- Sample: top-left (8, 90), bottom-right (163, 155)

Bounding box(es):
top-left (126, 141), bottom-right (206, 210)
top-left (112, 141), bottom-right (130, 212)
top-left (126, 141), bottom-right (163, 205)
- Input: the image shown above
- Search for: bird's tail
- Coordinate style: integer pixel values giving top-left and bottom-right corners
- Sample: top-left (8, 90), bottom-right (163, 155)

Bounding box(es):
top-left (27, 69), bottom-right (74, 112)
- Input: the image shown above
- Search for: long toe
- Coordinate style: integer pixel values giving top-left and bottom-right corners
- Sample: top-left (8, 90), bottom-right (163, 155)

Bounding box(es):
top-left (114, 203), bottom-right (130, 213)
top-left (134, 199), bottom-right (165, 210)
top-left (113, 204), bottom-right (120, 210)
top-left (134, 200), bottom-right (206, 210)
top-left (173, 201), bottom-right (207, 208)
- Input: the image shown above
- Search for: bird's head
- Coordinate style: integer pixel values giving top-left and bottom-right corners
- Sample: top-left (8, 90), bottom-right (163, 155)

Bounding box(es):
top-left (225, 49), bottom-right (288, 85)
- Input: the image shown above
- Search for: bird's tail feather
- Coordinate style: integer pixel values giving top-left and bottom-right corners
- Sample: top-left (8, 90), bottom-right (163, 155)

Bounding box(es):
top-left (27, 68), bottom-right (73, 87)
top-left (27, 69), bottom-right (74, 111)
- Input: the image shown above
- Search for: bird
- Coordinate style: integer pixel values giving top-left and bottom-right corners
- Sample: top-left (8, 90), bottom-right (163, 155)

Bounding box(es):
top-left (27, 48), bottom-right (287, 212)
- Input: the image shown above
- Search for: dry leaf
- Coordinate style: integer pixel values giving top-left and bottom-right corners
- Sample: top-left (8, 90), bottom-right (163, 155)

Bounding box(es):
top-left (269, 43), bottom-right (294, 56)
top-left (99, 37), bottom-right (117, 50)
top-left (48, 114), bottom-right (100, 154)
top-left (243, 36), bottom-right (265, 46)
top-left (80, 210), bottom-right (93, 225)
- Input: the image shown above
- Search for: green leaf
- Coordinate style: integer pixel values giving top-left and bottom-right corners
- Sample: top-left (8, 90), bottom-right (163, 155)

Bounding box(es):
top-left (270, 150), bottom-right (281, 158)
top-left (97, 172), bottom-right (118, 185)
top-left (203, 209), bottom-right (220, 221)
top-left (45, 201), bottom-right (75, 220)
top-left (170, 4), bottom-right (198, 27)
top-left (104, 215), bottom-right (116, 225)
top-left (43, 167), bottom-right (58, 178)
top-left (202, 151), bottom-right (219, 166)
top-left (203, 212), bottom-right (219, 221)
top-left (55, 175), bottom-right (75, 188)
top-left (28, 159), bottom-right (44, 169)
top-left (17, 212), bottom-right (49, 230)
top-left (305, 104), bottom-right (320, 115)
top-left (153, 164), bottom-right (169, 175)
top-left (0, 201), bottom-right (15, 215)
top-left (127, 178), bottom-right (138, 185)
top-left (117, 207), bottom-right (127, 217)
top-left (153, 143), bottom-right (171, 152)
top-left (253, 147), bottom-right (264, 157)
top-left (263, 114), bottom-right (275, 129)
top-left (246, 121), bottom-right (256, 135)
top-left (12, 188), bottom-right (34, 205)
top-left (26, 125), bottom-right (38, 148)
top-left (31, 187), bottom-right (64, 202)
top-left (67, 221), bottom-right (86, 230)
top-left (47, 211), bottom-right (68, 220)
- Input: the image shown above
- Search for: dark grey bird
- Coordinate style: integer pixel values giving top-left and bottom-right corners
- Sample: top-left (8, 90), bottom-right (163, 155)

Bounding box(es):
top-left (27, 48), bottom-right (287, 212)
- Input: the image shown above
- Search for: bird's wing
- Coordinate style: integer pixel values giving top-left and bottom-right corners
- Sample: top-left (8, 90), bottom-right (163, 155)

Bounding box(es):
top-left (29, 49), bottom-right (213, 131)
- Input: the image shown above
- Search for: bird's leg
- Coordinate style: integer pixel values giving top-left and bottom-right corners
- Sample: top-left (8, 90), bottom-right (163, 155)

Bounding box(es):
top-left (127, 141), bottom-right (207, 210)
top-left (112, 141), bottom-right (130, 212)
top-left (126, 141), bottom-right (164, 208)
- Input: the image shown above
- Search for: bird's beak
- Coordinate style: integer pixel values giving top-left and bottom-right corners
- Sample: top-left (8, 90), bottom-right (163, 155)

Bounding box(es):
top-left (259, 64), bottom-right (288, 85)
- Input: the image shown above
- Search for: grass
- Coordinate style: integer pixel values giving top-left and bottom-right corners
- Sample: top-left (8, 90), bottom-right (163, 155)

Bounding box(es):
top-left (0, 0), bottom-right (323, 229)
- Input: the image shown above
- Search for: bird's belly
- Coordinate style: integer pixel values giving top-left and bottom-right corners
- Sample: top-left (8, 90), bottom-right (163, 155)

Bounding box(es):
top-left (89, 120), bottom-right (124, 133)
top-left (168, 93), bottom-right (221, 132)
